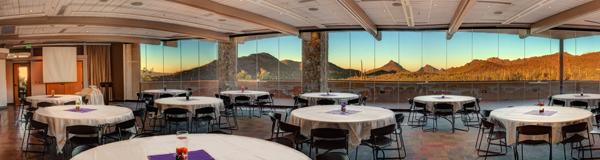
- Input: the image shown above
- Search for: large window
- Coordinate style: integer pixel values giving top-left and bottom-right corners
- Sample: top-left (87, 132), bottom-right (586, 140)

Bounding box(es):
top-left (237, 35), bottom-right (302, 98)
top-left (140, 39), bottom-right (218, 96)
top-left (328, 30), bottom-right (597, 107)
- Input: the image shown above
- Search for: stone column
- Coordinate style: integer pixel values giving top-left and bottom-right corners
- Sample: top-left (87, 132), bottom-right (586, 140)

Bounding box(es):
top-left (302, 32), bottom-right (328, 92)
top-left (218, 39), bottom-right (238, 91)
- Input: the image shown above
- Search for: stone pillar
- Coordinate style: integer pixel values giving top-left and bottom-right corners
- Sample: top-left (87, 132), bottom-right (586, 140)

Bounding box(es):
top-left (302, 32), bottom-right (328, 92)
top-left (218, 39), bottom-right (237, 91)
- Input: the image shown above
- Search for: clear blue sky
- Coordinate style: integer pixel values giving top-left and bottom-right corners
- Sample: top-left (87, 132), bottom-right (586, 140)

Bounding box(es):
top-left (142, 31), bottom-right (599, 73)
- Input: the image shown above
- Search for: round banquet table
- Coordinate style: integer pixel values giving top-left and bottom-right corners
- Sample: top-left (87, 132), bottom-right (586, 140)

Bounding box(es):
top-left (26, 94), bottom-right (83, 107)
top-left (33, 105), bottom-right (134, 153)
top-left (154, 96), bottom-right (224, 116)
top-left (289, 105), bottom-right (396, 146)
top-left (551, 93), bottom-right (600, 107)
top-left (71, 134), bottom-right (311, 160)
top-left (220, 90), bottom-right (269, 103)
top-left (489, 106), bottom-right (593, 144)
top-left (413, 95), bottom-right (476, 113)
top-left (299, 92), bottom-right (360, 105)
top-left (143, 89), bottom-right (188, 98)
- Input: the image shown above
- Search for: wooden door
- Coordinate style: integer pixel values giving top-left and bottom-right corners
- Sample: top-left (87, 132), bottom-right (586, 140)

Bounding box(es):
top-left (46, 61), bottom-right (84, 94)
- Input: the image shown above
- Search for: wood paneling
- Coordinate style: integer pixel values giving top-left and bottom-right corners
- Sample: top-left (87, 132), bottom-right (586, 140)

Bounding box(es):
top-left (110, 43), bottom-right (124, 101)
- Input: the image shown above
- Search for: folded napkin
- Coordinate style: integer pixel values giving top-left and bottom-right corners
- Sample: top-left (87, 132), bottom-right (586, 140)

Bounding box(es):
top-left (64, 108), bottom-right (96, 113)
top-left (148, 150), bottom-right (215, 160)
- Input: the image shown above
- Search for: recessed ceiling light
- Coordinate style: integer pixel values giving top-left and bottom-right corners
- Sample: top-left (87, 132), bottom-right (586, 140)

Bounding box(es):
top-left (308, 7), bottom-right (318, 11)
top-left (130, 2), bottom-right (143, 6)
top-left (29, 10), bottom-right (33, 13)
top-left (392, 2), bottom-right (401, 7)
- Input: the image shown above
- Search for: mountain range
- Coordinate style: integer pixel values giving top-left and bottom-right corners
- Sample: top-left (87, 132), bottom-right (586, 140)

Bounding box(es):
top-left (150, 52), bottom-right (600, 81)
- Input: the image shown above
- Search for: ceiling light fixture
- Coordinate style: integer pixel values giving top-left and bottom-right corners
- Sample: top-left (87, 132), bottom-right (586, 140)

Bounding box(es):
top-left (130, 2), bottom-right (143, 6)
top-left (400, 0), bottom-right (415, 27)
top-left (502, 0), bottom-right (554, 24)
top-left (308, 7), bottom-right (318, 11)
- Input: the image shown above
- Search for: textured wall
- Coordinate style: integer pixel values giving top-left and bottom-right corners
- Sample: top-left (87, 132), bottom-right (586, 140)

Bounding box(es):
top-left (302, 32), bottom-right (328, 92)
top-left (218, 40), bottom-right (238, 91)
top-left (0, 56), bottom-right (6, 107)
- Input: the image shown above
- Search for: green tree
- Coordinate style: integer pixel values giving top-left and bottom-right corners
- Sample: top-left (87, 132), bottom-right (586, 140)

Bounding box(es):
top-left (257, 68), bottom-right (271, 80)
top-left (141, 67), bottom-right (155, 81)
top-left (237, 70), bottom-right (253, 80)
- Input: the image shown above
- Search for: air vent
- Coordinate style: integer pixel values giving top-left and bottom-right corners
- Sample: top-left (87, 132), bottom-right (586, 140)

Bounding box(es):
top-left (298, 0), bottom-right (315, 3)
top-left (1, 26), bottom-right (16, 35)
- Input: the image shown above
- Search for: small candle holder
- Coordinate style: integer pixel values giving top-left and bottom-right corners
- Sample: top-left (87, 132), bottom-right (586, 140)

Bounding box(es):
top-left (176, 131), bottom-right (189, 160)
top-left (341, 102), bottom-right (347, 112)
top-left (51, 90), bottom-right (55, 97)
top-left (539, 105), bottom-right (545, 113)
top-left (75, 100), bottom-right (81, 111)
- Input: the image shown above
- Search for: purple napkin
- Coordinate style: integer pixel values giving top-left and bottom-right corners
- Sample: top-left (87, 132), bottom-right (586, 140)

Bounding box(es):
top-left (326, 110), bottom-right (361, 115)
top-left (64, 108), bottom-right (96, 113)
top-left (148, 150), bottom-right (215, 160)
top-left (524, 110), bottom-right (557, 116)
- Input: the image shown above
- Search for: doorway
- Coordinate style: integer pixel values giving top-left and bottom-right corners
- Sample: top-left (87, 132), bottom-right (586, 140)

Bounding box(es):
top-left (12, 63), bottom-right (31, 106)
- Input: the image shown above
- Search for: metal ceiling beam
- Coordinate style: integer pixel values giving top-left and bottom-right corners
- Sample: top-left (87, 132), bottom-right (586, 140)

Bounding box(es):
top-left (335, 0), bottom-right (379, 40)
top-left (531, 0), bottom-right (600, 34)
top-left (0, 34), bottom-right (162, 45)
top-left (167, 0), bottom-right (299, 35)
top-left (447, 0), bottom-right (477, 39)
top-left (502, 0), bottom-right (554, 24)
top-left (0, 16), bottom-right (230, 41)
top-left (400, 0), bottom-right (415, 27)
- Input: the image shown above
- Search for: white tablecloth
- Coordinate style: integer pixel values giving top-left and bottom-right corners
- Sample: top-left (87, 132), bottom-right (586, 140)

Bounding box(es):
top-left (489, 106), bottom-right (593, 144)
top-left (33, 105), bottom-right (134, 152)
top-left (76, 86), bottom-right (104, 105)
top-left (71, 134), bottom-right (310, 160)
top-left (299, 92), bottom-right (360, 105)
top-left (413, 95), bottom-right (476, 113)
top-left (154, 96), bottom-right (224, 116)
top-left (552, 93), bottom-right (600, 107)
top-left (26, 95), bottom-right (83, 107)
top-left (220, 90), bottom-right (269, 103)
top-left (289, 105), bottom-right (396, 146)
top-left (143, 89), bottom-right (188, 98)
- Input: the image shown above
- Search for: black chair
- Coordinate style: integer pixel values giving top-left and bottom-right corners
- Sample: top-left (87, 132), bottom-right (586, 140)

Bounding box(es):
top-left (356, 124), bottom-right (402, 160)
top-left (65, 125), bottom-right (100, 155)
top-left (193, 107), bottom-right (217, 133)
top-left (407, 98), bottom-right (428, 126)
top-left (514, 125), bottom-right (552, 160)
top-left (394, 113), bottom-right (407, 158)
top-left (176, 93), bottom-right (187, 97)
top-left (103, 119), bottom-right (137, 142)
top-left (132, 132), bottom-right (156, 139)
top-left (159, 94), bottom-right (173, 98)
top-left (309, 128), bottom-right (349, 159)
top-left (217, 95), bottom-right (238, 131)
top-left (294, 96), bottom-right (309, 108)
top-left (163, 108), bottom-right (190, 134)
top-left (276, 121), bottom-right (309, 150)
top-left (317, 99), bottom-right (336, 105)
top-left (64, 101), bottom-right (77, 105)
top-left (475, 119), bottom-right (507, 159)
top-left (234, 95), bottom-right (252, 117)
top-left (21, 112), bottom-right (51, 156)
top-left (360, 96), bottom-right (368, 106)
top-left (426, 103), bottom-right (456, 133)
top-left (560, 122), bottom-right (593, 159)
top-left (37, 102), bottom-right (55, 108)
top-left (459, 98), bottom-right (481, 127)
top-left (551, 99), bottom-right (566, 106)
top-left (268, 112), bottom-right (283, 139)
top-left (347, 98), bottom-right (360, 105)
top-left (255, 94), bottom-right (273, 116)
top-left (142, 93), bottom-right (160, 132)
top-left (570, 100), bottom-right (589, 109)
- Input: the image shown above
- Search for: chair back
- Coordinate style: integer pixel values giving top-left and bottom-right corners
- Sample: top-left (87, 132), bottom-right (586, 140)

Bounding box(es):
top-left (310, 128), bottom-right (349, 150)
top-left (29, 119), bottom-right (49, 130)
top-left (278, 121), bottom-right (301, 133)
top-left (360, 96), bottom-right (368, 105)
top-left (234, 96), bottom-right (251, 104)
top-left (462, 101), bottom-right (476, 109)
top-left (434, 103), bottom-right (454, 114)
top-left (414, 101), bottom-right (426, 108)
top-left (71, 145), bottom-right (94, 157)
top-left (347, 98), bottom-right (360, 105)
top-left (159, 94), bottom-right (173, 98)
top-left (116, 119), bottom-right (137, 130)
top-left (395, 113), bottom-right (405, 124)
top-left (570, 101), bottom-right (588, 107)
top-left (551, 99), bottom-right (566, 106)
top-left (163, 108), bottom-right (189, 122)
top-left (370, 124), bottom-right (396, 139)
top-left (66, 125), bottom-right (99, 135)
top-left (595, 114), bottom-right (600, 128)
top-left (561, 122), bottom-right (588, 137)
top-left (195, 107), bottom-right (216, 117)
top-left (268, 112), bottom-right (282, 136)
top-left (256, 94), bottom-right (272, 104)
top-left (37, 102), bottom-right (55, 107)
top-left (480, 119), bottom-right (495, 131)
top-left (317, 99), bottom-right (336, 105)
top-left (219, 95), bottom-right (232, 107)
top-left (64, 101), bottom-right (77, 105)
top-left (294, 96), bottom-right (309, 107)
top-left (517, 125), bottom-right (551, 136)
top-left (176, 93), bottom-right (187, 97)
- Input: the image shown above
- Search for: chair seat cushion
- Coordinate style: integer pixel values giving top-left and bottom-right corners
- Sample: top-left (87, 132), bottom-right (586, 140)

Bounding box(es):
top-left (316, 152), bottom-right (349, 160)
top-left (518, 140), bottom-right (549, 145)
top-left (361, 137), bottom-right (393, 147)
top-left (560, 134), bottom-right (587, 144)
